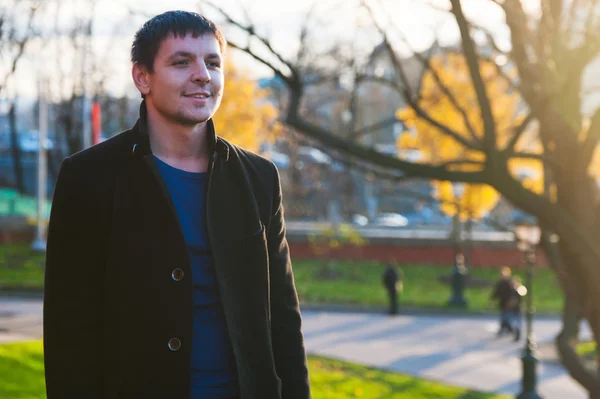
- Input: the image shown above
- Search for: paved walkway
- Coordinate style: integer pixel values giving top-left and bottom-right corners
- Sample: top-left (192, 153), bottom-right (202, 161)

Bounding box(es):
top-left (0, 297), bottom-right (42, 343)
top-left (302, 310), bottom-right (589, 399)
top-left (0, 297), bottom-right (591, 398)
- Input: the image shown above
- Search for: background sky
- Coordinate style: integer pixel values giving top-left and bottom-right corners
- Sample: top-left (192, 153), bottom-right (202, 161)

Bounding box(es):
top-left (6, 0), bottom-right (520, 100)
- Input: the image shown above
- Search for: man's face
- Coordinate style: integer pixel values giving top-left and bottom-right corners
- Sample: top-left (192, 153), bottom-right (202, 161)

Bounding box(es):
top-left (137, 33), bottom-right (224, 127)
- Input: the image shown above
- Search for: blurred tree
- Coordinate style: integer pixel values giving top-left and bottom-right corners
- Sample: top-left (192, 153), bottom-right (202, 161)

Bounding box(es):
top-left (209, 0), bottom-right (600, 393)
top-left (0, 1), bottom-right (41, 193)
top-left (213, 58), bottom-right (280, 153)
top-left (396, 54), bottom-right (515, 223)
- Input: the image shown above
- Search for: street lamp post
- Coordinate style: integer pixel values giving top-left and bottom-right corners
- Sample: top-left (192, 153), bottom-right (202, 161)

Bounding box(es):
top-left (448, 183), bottom-right (468, 308)
top-left (31, 77), bottom-right (48, 253)
top-left (515, 219), bottom-right (542, 399)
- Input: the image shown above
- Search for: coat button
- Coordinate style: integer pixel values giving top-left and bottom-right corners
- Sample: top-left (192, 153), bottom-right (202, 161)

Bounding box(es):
top-left (168, 338), bottom-right (181, 351)
top-left (172, 268), bottom-right (184, 281)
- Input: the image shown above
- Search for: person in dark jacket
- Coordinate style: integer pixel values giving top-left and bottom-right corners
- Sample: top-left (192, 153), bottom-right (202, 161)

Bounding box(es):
top-left (382, 263), bottom-right (403, 315)
top-left (43, 10), bottom-right (310, 399)
top-left (490, 266), bottom-right (513, 336)
top-left (506, 276), bottom-right (526, 341)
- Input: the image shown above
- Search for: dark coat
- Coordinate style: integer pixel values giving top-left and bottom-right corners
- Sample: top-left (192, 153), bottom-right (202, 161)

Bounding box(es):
top-left (491, 279), bottom-right (512, 310)
top-left (382, 267), bottom-right (398, 292)
top-left (505, 285), bottom-right (524, 312)
top-left (43, 103), bottom-right (311, 399)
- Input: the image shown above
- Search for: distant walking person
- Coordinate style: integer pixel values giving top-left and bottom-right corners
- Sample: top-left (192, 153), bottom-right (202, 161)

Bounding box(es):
top-left (506, 276), bottom-right (526, 341)
top-left (490, 266), bottom-right (513, 336)
top-left (382, 263), bottom-right (403, 315)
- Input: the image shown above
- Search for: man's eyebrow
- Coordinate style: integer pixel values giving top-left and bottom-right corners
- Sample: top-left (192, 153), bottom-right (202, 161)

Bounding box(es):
top-left (167, 51), bottom-right (194, 61)
top-left (205, 53), bottom-right (222, 61)
top-left (166, 51), bottom-right (222, 61)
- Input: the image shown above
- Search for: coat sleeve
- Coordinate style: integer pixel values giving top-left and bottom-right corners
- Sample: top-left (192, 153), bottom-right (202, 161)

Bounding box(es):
top-left (43, 157), bottom-right (105, 398)
top-left (267, 162), bottom-right (311, 399)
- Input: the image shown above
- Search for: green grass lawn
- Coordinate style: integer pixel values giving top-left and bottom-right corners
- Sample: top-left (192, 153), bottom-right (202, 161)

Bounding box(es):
top-left (293, 260), bottom-right (563, 313)
top-left (0, 244), bottom-right (45, 290)
top-left (0, 244), bottom-right (563, 313)
top-left (577, 340), bottom-right (597, 359)
top-left (0, 341), bottom-right (508, 399)
top-left (0, 341), bottom-right (46, 398)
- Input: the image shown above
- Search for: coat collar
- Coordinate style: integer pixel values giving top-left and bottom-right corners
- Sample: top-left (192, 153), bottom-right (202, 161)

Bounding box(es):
top-left (130, 100), bottom-right (229, 162)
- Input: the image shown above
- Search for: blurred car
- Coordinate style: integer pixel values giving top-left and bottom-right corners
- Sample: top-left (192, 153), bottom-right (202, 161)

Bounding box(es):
top-left (373, 213), bottom-right (408, 227)
top-left (0, 130), bottom-right (56, 152)
top-left (351, 214), bottom-right (369, 226)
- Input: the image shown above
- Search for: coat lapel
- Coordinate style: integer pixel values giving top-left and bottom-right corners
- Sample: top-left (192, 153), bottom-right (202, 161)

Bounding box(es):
top-left (207, 152), bottom-right (263, 243)
top-left (207, 148), bottom-right (272, 348)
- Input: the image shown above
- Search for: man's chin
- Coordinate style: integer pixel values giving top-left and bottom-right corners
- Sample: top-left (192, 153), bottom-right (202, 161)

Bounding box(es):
top-left (177, 112), bottom-right (213, 126)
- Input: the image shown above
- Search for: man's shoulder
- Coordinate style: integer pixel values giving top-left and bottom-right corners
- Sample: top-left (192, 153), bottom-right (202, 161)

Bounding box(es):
top-left (60, 129), bottom-right (134, 187)
top-left (68, 130), bottom-right (132, 167)
top-left (221, 138), bottom-right (277, 176)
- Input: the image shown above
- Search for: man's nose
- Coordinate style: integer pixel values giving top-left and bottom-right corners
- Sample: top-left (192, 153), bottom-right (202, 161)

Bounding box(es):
top-left (191, 62), bottom-right (211, 83)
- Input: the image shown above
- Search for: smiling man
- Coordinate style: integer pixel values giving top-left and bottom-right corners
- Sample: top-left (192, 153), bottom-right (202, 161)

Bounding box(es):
top-left (43, 11), bottom-right (311, 399)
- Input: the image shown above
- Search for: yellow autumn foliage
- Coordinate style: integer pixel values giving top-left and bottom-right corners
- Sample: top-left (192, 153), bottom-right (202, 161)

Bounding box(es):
top-left (396, 53), bottom-right (543, 220)
top-left (436, 181), bottom-right (500, 220)
top-left (213, 59), bottom-right (280, 153)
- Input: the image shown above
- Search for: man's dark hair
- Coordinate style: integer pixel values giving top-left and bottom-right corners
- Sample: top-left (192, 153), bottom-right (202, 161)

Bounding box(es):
top-left (131, 10), bottom-right (227, 73)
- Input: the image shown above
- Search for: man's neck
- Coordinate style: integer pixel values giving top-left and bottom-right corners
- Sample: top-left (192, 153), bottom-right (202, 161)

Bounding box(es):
top-left (146, 109), bottom-right (211, 173)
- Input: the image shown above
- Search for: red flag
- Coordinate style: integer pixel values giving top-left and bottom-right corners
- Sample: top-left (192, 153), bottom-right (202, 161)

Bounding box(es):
top-left (92, 101), bottom-right (102, 145)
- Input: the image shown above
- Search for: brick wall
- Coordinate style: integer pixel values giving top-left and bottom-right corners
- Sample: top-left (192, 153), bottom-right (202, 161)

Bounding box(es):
top-left (288, 238), bottom-right (548, 268)
top-left (2, 227), bottom-right (548, 269)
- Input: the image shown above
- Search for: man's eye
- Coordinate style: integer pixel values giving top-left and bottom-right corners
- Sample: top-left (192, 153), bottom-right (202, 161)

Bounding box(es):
top-left (174, 60), bottom-right (188, 66)
top-left (207, 61), bottom-right (220, 68)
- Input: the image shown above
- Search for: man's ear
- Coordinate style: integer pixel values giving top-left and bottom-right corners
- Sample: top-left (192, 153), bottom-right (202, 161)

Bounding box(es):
top-left (132, 63), bottom-right (151, 96)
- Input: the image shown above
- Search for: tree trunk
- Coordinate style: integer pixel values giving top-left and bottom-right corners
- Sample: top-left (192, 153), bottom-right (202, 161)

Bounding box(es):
top-left (556, 293), bottom-right (600, 396)
top-left (8, 101), bottom-right (25, 193)
top-left (550, 144), bottom-right (600, 397)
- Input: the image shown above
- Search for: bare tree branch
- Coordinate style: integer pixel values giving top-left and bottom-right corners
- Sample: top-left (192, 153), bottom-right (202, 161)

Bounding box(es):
top-left (286, 97), bottom-right (488, 182)
top-left (437, 159), bottom-right (485, 169)
top-left (372, 0), bottom-right (484, 145)
top-left (471, 22), bottom-right (508, 55)
top-left (421, 4), bottom-right (522, 97)
top-left (466, 23), bottom-right (524, 94)
top-left (204, 1), bottom-right (299, 79)
top-left (407, 95), bottom-right (484, 151)
top-left (507, 151), bottom-right (557, 167)
top-left (361, 1), bottom-right (417, 96)
top-left (295, 3), bottom-right (317, 65)
top-left (232, 0), bottom-right (253, 25)
top-left (502, 0), bottom-right (543, 109)
top-left (362, 0), bottom-right (483, 152)
top-left (504, 112), bottom-right (534, 152)
top-left (348, 116), bottom-right (399, 141)
top-left (0, 2), bottom-right (39, 95)
top-left (226, 41), bottom-right (293, 86)
top-left (294, 135), bottom-right (484, 192)
top-left (451, 0), bottom-right (497, 155)
top-left (293, 134), bottom-right (491, 214)
top-left (413, 44), bottom-right (483, 144)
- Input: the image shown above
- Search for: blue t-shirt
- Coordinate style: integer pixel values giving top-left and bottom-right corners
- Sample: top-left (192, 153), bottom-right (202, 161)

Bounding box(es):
top-left (153, 156), bottom-right (239, 398)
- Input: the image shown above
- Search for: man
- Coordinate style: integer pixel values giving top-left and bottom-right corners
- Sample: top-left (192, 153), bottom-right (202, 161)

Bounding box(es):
top-left (506, 276), bottom-right (526, 342)
top-left (43, 11), bottom-right (311, 399)
top-left (382, 263), bottom-right (402, 315)
top-left (490, 266), bottom-right (513, 336)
